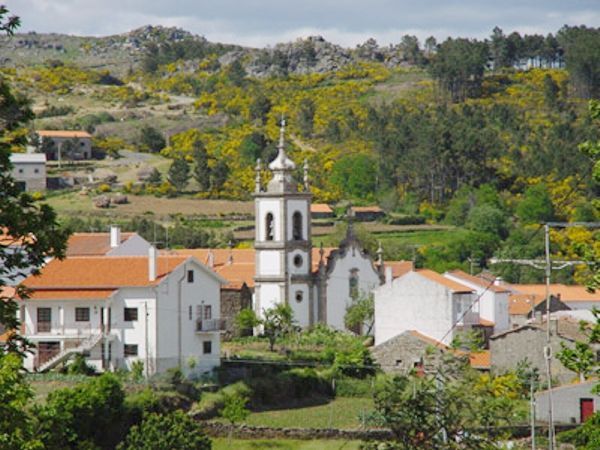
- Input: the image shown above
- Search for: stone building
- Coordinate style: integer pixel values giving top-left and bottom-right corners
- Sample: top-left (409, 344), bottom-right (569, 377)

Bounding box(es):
top-left (37, 130), bottom-right (92, 161)
top-left (10, 153), bottom-right (46, 191)
top-left (536, 381), bottom-right (600, 424)
top-left (490, 317), bottom-right (598, 384)
top-left (371, 330), bottom-right (446, 374)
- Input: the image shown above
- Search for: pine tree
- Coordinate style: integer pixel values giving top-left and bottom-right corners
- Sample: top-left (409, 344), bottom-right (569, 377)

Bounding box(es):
top-left (192, 140), bottom-right (210, 191)
top-left (167, 158), bottom-right (190, 192)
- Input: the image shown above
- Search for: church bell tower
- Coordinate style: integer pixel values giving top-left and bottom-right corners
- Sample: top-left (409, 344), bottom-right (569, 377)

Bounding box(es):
top-left (253, 120), bottom-right (313, 327)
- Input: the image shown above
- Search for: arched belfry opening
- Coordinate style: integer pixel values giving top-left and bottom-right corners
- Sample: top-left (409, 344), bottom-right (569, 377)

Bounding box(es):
top-left (292, 211), bottom-right (303, 240)
top-left (265, 213), bottom-right (274, 241)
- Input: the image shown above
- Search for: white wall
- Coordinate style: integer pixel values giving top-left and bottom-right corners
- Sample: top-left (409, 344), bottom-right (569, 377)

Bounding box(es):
top-left (155, 260), bottom-right (222, 375)
top-left (255, 283), bottom-right (282, 314)
top-left (286, 199), bottom-right (309, 241)
top-left (256, 199), bottom-right (282, 242)
top-left (289, 283), bottom-right (310, 326)
top-left (325, 244), bottom-right (381, 331)
top-left (564, 301), bottom-right (600, 311)
top-left (107, 234), bottom-right (151, 256)
top-left (259, 251), bottom-right (281, 276)
top-left (443, 273), bottom-right (510, 333)
top-left (374, 272), bottom-right (456, 346)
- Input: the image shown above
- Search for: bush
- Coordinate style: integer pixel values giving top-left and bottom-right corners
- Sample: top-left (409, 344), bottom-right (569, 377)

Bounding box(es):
top-left (334, 377), bottom-right (374, 397)
top-left (117, 411), bottom-right (211, 450)
top-left (385, 214), bottom-right (426, 225)
top-left (35, 373), bottom-right (126, 449)
top-left (558, 411), bottom-right (600, 448)
top-left (63, 354), bottom-right (96, 376)
top-left (97, 183), bottom-right (111, 193)
top-left (192, 381), bottom-right (251, 419)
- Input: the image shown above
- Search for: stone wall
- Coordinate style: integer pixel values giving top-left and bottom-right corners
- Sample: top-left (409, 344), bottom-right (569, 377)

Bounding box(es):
top-left (490, 326), bottom-right (577, 384)
top-left (200, 421), bottom-right (393, 440)
top-left (371, 331), bottom-right (445, 374)
top-left (221, 284), bottom-right (253, 339)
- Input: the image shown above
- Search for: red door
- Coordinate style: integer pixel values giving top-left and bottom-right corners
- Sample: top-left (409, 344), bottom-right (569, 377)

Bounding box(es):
top-left (580, 398), bottom-right (594, 422)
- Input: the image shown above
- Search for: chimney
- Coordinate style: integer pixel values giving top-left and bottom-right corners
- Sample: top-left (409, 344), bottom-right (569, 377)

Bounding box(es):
top-left (494, 276), bottom-right (503, 286)
top-left (109, 225), bottom-right (121, 248)
top-left (385, 266), bottom-right (393, 286)
top-left (206, 250), bottom-right (215, 268)
top-left (550, 317), bottom-right (559, 335)
top-left (148, 246), bottom-right (157, 282)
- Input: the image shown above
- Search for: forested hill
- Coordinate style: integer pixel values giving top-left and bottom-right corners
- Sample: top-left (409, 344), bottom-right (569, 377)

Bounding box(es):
top-left (3, 24), bottom-right (599, 282)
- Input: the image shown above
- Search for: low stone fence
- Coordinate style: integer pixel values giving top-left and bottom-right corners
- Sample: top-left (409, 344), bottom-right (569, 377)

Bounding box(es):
top-left (200, 421), bottom-right (393, 441)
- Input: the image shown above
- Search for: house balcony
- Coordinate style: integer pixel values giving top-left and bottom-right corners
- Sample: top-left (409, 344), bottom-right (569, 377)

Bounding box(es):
top-left (25, 322), bottom-right (104, 339)
top-left (195, 318), bottom-right (226, 333)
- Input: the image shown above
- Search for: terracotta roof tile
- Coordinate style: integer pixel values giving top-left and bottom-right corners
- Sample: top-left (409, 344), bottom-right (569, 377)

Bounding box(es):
top-left (66, 232), bottom-right (136, 256)
top-left (479, 318), bottom-right (495, 327)
top-left (386, 261), bottom-right (414, 279)
top-left (409, 330), bottom-right (448, 349)
top-left (446, 270), bottom-right (510, 293)
top-left (469, 351), bottom-right (491, 369)
top-left (171, 247), bottom-right (337, 288)
top-left (508, 283), bottom-right (600, 303)
top-left (509, 293), bottom-right (544, 315)
top-left (311, 203), bottom-right (333, 214)
top-left (27, 289), bottom-right (116, 300)
top-left (416, 269), bottom-right (474, 293)
top-left (37, 130), bottom-right (92, 138)
top-left (23, 255), bottom-right (188, 289)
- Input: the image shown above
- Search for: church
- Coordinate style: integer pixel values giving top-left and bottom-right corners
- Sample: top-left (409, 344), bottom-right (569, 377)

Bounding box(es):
top-left (252, 120), bottom-right (411, 329)
top-left (176, 121), bottom-right (412, 332)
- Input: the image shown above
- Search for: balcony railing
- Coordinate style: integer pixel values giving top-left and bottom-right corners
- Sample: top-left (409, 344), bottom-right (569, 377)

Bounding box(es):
top-left (195, 318), bottom-right (226, 332)
top-left (36, 321), bottom-right (51, 333)
top-left (28, 322), bottom-right (100, 337)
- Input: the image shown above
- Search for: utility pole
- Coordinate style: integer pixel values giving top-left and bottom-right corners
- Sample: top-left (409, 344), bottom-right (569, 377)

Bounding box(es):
top-left (490, 221), bottom-right (600, 450)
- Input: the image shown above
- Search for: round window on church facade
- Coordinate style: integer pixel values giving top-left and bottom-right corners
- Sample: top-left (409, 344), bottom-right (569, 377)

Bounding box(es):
top-left (295, 291), bottom-right (303, 303)
top-left (293, 254), bottom-right (303, 268)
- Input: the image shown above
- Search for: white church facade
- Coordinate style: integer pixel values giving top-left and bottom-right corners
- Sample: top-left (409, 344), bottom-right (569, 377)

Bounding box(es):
top-left (252, 121), bottom-right (389, 329)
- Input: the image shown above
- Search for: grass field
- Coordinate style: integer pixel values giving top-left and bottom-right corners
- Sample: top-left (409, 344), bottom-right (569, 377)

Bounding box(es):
top-left (212, 438), bottom-right (362, 450)
top-left (240, 397), bottom-right (375, 430)
top-left (46, 191), bottom-right (254, 220)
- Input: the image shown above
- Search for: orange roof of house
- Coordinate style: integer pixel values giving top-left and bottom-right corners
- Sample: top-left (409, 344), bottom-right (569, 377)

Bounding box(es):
top-left (23, 255), bottom-right (189, 290)
top-left (386, 260), bottom-right (414, 278)
top-left (27, 289), bottom-right (117, 300)
top-left (311, 203), bottom-right (333, 214)
top-left (509, 293), bottom-right (545, 315)
top-left (479, 318), bottom-right (495, 327)
top-left (446, 270), bottom-right (510, 293)
top-left (351, 206), bottom-right (383, 213)
top-left (0, 228), bottom-right (36, 246)
top-left (508, 284), bottom-right (600, 303)
top-left (469, 351), bottom-right (491, 369)
top-left (66, 232), bottom-right (136, 256)
top-left (409, 330), bottom-right (448, 349)
top-left (37, 130), bottom-right (92, 138)
top-left (172, 247), bottom-right (337, 288)
top-left (415, 269), bottom-right (474, 293)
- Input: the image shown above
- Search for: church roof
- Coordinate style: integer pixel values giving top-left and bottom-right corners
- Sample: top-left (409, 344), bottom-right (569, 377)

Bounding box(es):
top-left (170, 247), bottom-right (337, 289)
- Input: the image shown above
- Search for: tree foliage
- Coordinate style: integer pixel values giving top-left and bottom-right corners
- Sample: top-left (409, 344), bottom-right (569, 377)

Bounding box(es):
top-left (167, 158), bottom-right (190, 192)
top-left (117, 411), bottom-right (211, 450)
top-left (365, 355), bottom-right (518, 449)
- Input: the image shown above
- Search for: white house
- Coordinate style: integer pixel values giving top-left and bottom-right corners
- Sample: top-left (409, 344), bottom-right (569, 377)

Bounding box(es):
top-left (66, 226), bottom-right (151, 257)
top-left (374, 269), bottom-right (478, 346)
top-left (444, 270), bottom-right (510, 333)
top-left (20, 249), bottom-right (226, 376)
top-left (536, 381), bottom-right (600, 424)
top-left (10, 152), bottom-right (46, 192)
